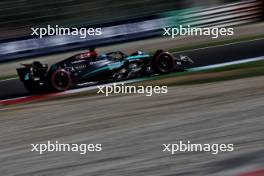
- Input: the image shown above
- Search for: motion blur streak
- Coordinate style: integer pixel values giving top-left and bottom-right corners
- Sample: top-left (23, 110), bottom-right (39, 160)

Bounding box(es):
top-left (0, 76), bottom-right (263, 175)
top-left (0, 0), bottom-right (263, 175)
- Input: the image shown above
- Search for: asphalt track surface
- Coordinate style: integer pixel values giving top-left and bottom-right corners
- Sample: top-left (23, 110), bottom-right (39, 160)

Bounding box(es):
top-left (0, 76), bottom-right (264, 176)
top-left (1, 38), bottom-right (264, 100)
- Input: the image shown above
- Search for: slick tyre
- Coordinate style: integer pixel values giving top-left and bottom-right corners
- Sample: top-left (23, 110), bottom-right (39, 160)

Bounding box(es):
top-left (152, 51), bottom-right (176, 74)
top-left (51, 69), bottom-right (72, 91)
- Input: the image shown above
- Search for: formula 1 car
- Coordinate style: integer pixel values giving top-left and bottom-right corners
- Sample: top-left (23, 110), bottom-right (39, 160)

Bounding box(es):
top-left (17, 49), bottom-right (193, 92)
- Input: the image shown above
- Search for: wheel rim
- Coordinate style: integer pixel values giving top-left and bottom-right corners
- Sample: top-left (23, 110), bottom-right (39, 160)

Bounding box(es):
top-left (156, 54), bottom-right (174, 72)
top-left (52, 70), bottom-right (71, 91)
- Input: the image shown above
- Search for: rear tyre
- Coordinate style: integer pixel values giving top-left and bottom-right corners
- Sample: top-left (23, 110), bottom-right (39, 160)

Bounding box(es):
top-left (152, 51), bottom-right (176, 74)
top-left (51, 69), bottom-right (72, 91)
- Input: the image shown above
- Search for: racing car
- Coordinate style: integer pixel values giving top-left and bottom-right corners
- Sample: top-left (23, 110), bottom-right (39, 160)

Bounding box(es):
top-left (17, 49), bottom-right (193, 92)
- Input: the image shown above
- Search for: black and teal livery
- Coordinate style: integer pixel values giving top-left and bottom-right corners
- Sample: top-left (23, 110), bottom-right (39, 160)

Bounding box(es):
top-left (17, 49), bottom-right (193, 92)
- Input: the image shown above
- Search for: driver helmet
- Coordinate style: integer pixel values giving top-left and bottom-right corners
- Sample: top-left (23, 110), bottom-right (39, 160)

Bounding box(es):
top-left (137, 51), bottom-right (144, 55)
top-left (89, 47), bottom-right (98, 58)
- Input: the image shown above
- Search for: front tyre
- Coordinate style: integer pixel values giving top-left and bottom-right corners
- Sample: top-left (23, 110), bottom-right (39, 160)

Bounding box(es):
top-left (51, 69), bottom-right (72, 91)
top-left (152, 52), bottom-right (176, 74)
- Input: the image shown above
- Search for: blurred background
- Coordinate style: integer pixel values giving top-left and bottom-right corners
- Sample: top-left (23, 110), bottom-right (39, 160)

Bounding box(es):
top-left (0, 0), bottom-right (263, 39)
top-left (0, 0), bottom-right (263, 63)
